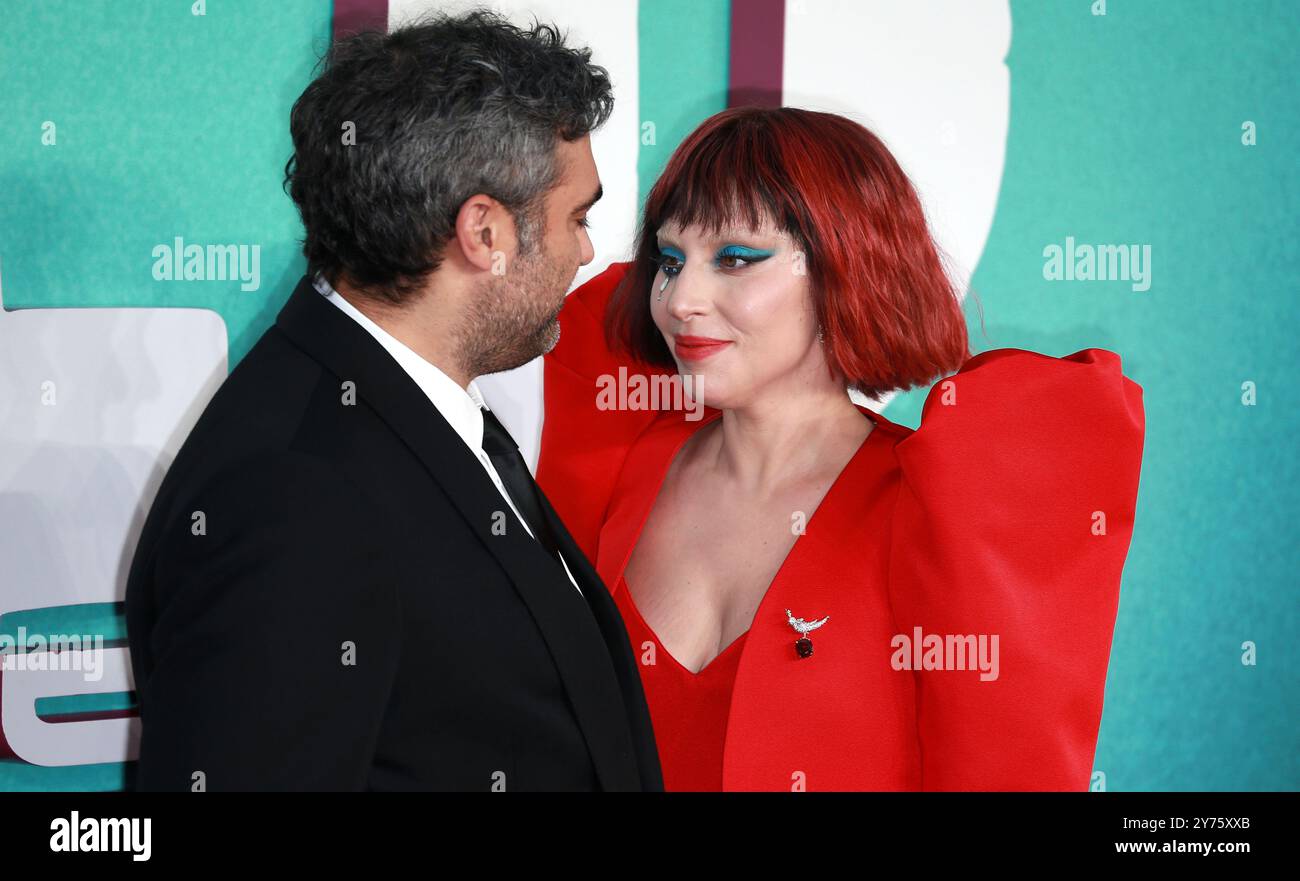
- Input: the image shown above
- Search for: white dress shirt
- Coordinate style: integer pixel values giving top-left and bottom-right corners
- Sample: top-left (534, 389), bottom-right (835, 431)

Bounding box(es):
top-left (312, 273), bottom-right (583, 597)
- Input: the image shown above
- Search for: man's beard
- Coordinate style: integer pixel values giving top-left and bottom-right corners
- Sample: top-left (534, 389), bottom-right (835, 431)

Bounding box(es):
top-left (454, 244), bottom-right (571, 378)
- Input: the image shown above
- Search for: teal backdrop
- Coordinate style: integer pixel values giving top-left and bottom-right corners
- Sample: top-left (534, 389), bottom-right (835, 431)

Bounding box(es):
top-left (1, 0), bottom-right (1295, 791)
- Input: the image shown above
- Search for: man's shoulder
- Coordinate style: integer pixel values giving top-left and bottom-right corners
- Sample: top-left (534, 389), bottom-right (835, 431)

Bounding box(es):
top-left (141, 325), bottom-right (353, 534)
top-left (179, 325), bottom-right (327, 457)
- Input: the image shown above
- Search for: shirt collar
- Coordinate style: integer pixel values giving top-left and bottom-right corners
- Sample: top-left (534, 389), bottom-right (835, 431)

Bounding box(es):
top-left (312, 272), bottom-right (489, 452)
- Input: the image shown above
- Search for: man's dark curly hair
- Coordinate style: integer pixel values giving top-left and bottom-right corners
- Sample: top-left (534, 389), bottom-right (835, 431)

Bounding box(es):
top-left (283, 9), bottom-right (614, 304)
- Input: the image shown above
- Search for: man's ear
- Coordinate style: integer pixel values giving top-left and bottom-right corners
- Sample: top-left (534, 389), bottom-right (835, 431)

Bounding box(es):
top-left (452, 194), bottom-right (515, 272)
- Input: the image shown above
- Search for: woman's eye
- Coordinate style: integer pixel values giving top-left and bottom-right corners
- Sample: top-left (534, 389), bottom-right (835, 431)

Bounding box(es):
top-left (655, 251), bottom-right (684, 276)
top-left (715, 247), bottom-right (773, 271)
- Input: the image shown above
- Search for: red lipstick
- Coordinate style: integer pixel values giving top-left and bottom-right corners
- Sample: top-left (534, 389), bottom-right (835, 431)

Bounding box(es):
top-left (673, 335), bottom-right (732, 361)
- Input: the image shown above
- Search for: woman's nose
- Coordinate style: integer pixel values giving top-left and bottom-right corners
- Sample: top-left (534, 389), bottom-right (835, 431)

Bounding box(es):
top-left (665, 265), bottom-right (709, 319)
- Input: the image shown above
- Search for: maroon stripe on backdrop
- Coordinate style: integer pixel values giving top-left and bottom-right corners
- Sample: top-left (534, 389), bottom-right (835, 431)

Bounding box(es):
top-left (333, 0), bottom-right (389, 40)
top-left (727, 0), bottom-right (786, 107)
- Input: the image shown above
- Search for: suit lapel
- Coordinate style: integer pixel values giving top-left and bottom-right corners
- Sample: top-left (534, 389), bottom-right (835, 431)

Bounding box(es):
top-left (535, 485), bottom-right (664, 791)
top-left (275, 276), bottom-right (642, 791)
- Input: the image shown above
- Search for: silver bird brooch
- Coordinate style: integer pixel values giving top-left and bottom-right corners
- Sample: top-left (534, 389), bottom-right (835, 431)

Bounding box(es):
top-left (785, 609), bottom-right (829, 659)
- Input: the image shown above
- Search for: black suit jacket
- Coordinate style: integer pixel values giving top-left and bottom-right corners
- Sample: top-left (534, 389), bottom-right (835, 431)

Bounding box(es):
top-left (124, 275), bottom-right (663, 791)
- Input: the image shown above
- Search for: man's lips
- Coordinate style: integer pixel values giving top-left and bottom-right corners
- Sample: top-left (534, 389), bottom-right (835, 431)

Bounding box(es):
top-left (673, 335), bottom-right (732, 361)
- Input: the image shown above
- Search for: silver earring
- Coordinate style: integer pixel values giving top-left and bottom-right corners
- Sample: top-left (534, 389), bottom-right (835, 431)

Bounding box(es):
top-left (816, 326), bottom-right (825, 343)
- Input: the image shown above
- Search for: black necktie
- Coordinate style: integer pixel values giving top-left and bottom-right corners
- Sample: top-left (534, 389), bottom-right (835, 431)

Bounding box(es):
top-left (479, 406), bottom-right (563, 565)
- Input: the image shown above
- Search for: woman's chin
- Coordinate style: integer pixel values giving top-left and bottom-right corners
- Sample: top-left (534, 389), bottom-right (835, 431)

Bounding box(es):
top-left (675, 371), bottom-right (735, 412)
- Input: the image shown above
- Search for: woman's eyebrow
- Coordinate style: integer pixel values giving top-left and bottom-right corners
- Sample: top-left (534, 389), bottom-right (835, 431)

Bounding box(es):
top-left (711, 227), bottom-right (773, 242)
top-left (653, 236), bottom-right (771, 253)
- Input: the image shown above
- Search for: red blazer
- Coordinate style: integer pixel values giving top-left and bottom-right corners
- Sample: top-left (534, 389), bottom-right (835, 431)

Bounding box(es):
top-left (538, 262), bottom-right (1146, 791)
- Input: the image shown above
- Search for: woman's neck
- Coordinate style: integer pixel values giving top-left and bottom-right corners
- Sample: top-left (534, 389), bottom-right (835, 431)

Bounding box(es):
top-left (701, 381), bottom-right (874, 493)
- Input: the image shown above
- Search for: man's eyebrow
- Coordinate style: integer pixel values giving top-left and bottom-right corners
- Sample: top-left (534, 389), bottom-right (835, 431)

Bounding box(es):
top-left (575, 183), bottom-right (603, 213)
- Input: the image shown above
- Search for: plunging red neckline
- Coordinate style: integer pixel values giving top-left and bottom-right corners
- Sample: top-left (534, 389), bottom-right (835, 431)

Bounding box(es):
top-left (614, 574), bottom-right (749, 676)
top-left (610, 572), bottom-right (748, 790)
top-left (610, 407), bottom-right (882, 675)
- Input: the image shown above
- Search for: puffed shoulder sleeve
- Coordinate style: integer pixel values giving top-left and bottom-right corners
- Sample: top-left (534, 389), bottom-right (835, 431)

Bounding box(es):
top-left (885, 347), bottom-right (1145, 791)
top-left (536, 262), bottom-right (675, 561)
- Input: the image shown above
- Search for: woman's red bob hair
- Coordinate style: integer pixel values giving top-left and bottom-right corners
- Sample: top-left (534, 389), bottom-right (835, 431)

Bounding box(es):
top-left (607, 106), bottom-right (971, 400)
